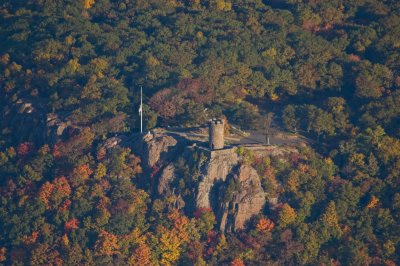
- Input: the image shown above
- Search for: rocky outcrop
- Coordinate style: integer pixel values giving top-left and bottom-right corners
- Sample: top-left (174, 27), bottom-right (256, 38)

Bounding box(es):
top-left (218, 165), bottom-right (265, 232)
top-left (194, 148), bottom-right (266, 232)
top-left (158, 163), bottom-right (176, 195)
top-left (196, 148), bottom-right (239, 209)
top-left (46, 113), bottom-right (84, 145)
top-left (139, 133), bottom-right (179, 169)
top-left (134, 133), bottom-right (294, 233)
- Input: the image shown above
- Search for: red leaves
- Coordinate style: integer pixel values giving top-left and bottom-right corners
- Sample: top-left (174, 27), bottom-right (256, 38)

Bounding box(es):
top-left (58, 199), bottom-right (71, 212)
top-left (22, 231), bottom-right (39, 245)
top-left (149, 78), bottom-right (214, 119)
top-left (176, 78), bottom-right (213, 104)
top-left (52, 128), bottom-right (95, 158)
top-left (150, 165), bottom-right (160, 178)
top-left (204, 231), bottom-right (220, 257)
top-left (65, 218), bottom-right (80, 231)
top-left (17, 142), bottom-right (35, 158)
top-left (149, 88), bottom-right (180, 118)
top-left (52, 144), bottom-right (62, 158)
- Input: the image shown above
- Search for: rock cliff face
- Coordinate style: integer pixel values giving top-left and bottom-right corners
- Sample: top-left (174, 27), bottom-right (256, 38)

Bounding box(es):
top-left (195, 148), bottom-right (267, 232)
top-left (158, 163), bottom-right (176, 195)
top-left (217, 165), bottom-right (265, 232)
top-left (196, 148), bottom-right (239, 209)
top-left (137, 132), bottom-right (179, 169)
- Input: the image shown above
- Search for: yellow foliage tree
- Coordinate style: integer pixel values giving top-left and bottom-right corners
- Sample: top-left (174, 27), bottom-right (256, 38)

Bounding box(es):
top-left (215, 233), bottom-right (228, 255)
top-left (286, 171), bottom-right (300, 193)
top-left (62, 234), bottom-right (69, 247)
top-left (94, 163), bottom-right (107, 179)
top-left (0, 53), bottom-right (9, 65)
top-left (278, 203), bottom-right (297, 228)
top-left (119, 227), bottom-right (146, 255)
top-left (321, 201), bottom-right (341, 234)
top-left (146, 54), bottom-right (160, 67)
top-left (168, 209), bottom-right (190, 243)
top-left (81, 75), bottom-right (102, 100)
top-left (215, 0), bottom-right (232, 11)
top-left (83, 0), bottom-right (95, 9)
top-left (67, 59), bottom-right (80, 72)
top-left (159, 229), bottom-right (181, 266)
top-left (90, 58), bottom-right (108, 76)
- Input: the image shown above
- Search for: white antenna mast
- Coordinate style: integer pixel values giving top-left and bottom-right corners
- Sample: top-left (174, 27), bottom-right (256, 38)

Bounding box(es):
top-left (139, 86), bottom-right (143, 133)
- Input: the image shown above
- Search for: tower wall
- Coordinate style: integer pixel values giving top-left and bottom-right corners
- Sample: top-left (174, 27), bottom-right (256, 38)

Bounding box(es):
top-left (209, 119), bottom-right (224, 150)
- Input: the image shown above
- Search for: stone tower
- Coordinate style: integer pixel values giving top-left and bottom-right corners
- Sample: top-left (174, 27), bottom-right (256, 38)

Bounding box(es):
top-left (209, 118), bottom-right (224, 150)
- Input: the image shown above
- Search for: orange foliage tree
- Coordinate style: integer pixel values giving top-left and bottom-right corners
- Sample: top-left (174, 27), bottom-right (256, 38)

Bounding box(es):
top-left (38, 182), bottom-right (54, 209)
top-left (70, 164), bottom-right (93, 187)
top-left (38, 177), bottom-right (71, 209)
top-left (231, 257), bottom-right (245, 266)
top-left (22, 231), bottom-right (39, 245)
top-left (94, 230), bottom-right (120, 257)
top-left (168, 209), bottom-right (190, 243)
top-left (0, 247), bottom-right (6, 263)
top-left (256, 218), bottom-right (275, 233)
top-left (129, 243), bottom-right (152, 266)
top-left (367, 195), bottom-right (379, 209)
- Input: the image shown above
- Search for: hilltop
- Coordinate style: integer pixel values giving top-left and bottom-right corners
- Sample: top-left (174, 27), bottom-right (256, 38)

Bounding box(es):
top-left (0, 0), bottom-right (400, 265)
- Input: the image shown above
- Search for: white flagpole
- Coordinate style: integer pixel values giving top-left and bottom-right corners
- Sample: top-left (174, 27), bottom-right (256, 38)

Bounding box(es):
top-left (140, 86), bottom-right (143, 133)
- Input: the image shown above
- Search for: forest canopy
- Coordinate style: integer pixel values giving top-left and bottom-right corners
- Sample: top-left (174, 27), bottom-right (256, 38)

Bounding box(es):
top-left (0, 0), bottom-right (399, 265)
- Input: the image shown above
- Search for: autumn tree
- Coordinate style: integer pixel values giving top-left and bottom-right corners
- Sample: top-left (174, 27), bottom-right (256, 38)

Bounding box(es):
top-left (129, 243), bottom-right (153, 266)
top-left (94, 163), bottom-right (107, 179)
top-left (159, 228), bottom-right (182, 266)
top-left (278, 204), bottom-right (297, 228)
top-left (94, 230), bottom-right (120, 257)
top-left (231, 258), bottom-right (245, 266)
top-left (65, 218), bottom-right (80, 231)
top-left (256, 218), bottom-right (275, 233)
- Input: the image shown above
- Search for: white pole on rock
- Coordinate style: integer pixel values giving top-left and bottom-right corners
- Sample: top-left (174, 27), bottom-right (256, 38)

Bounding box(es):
top-left (139, 86), bottom-right (143, 133)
